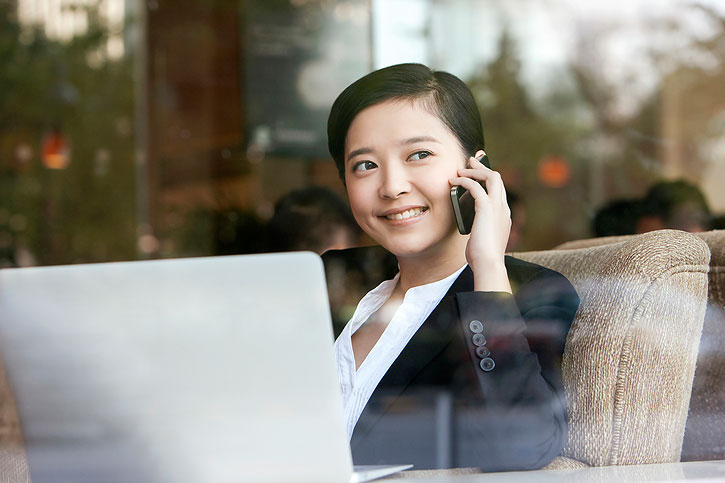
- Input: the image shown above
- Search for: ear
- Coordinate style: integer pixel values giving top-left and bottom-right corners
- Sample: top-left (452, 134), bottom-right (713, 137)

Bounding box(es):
top-left (466, 150), bottom-right (485, 168)
top-left (475, 150), bottom-right (491, 168)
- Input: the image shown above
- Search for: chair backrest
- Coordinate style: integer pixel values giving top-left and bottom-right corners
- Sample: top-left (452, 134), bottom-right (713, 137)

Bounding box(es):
top-left (0, 356), bottom-right (30, 482)
top-left (513, 229), bottom-right (710, 466)
top-left (556, 229), bottom-right (725, 462)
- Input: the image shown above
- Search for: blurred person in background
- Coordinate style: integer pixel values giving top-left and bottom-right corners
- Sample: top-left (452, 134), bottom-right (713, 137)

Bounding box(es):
top-left (591, 180), bottom-right (713, 239)
top-left (267, 187), bottom-right (366, 333)
top-left (323, 63), bottom-right (579, 472)
top-left (712, 214), bottom-right (725, 230)
top-left (592, 198), bottom-right (643, 237)
top-left (636, 180), bottom-right (712, 234)
top-left (267, 186), bottom-right (361, 254)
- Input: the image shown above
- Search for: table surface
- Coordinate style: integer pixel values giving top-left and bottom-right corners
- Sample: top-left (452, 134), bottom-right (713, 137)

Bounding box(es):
top-left (382, 460), bottom-right (725, 482)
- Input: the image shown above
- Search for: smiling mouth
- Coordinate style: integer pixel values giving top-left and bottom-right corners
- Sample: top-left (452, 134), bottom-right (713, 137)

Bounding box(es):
top-left (383, 207), bottom-right (428, 220)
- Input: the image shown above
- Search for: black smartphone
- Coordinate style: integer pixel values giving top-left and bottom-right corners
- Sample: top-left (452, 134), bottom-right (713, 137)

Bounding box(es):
top-left (450, 154), bottom-right (490, 235)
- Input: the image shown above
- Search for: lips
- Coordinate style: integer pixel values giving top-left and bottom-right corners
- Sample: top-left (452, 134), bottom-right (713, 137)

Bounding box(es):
top-left (380, 206), bottom-right (428, 220)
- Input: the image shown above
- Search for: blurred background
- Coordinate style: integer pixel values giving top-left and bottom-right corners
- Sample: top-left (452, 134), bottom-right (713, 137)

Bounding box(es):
top-left (1, 0), bottom-right (724, 267)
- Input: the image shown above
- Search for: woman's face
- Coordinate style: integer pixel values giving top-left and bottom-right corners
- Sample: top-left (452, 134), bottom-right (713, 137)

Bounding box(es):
top-left (344, 99), bottom-right (468, 260)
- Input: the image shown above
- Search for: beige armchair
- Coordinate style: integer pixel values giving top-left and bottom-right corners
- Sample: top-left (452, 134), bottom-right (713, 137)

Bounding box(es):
top-left (388, 229), bottom-right (712, 479)
top-left (556, 229), bottom-right (725, 462)
top-left (0, 359), bottom-right (29, 482)
top-left (514, 229), bottom-right (710, 468)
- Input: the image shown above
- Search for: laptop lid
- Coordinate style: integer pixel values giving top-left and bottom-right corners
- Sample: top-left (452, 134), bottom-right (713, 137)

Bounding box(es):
top-left (0, 252), bottom-right (353, 482)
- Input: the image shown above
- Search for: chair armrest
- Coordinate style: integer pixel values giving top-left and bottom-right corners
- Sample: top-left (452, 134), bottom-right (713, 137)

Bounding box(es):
top-left (543, 456), bottom-right (590, 470)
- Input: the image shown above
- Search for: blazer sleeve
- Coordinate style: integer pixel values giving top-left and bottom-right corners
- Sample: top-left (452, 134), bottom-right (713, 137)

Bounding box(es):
top-left (453, 260), bottom-right (579, 471)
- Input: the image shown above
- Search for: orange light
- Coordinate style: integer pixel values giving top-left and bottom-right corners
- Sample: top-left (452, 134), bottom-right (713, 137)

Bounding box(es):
top-left (42, 129), bottom-right (70, 169)
top-left (537, 155), bottom-right (570, 188)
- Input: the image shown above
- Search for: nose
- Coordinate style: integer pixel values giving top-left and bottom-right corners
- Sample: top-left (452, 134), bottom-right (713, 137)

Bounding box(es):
top-left (378, 162), bottom-right (411, 199)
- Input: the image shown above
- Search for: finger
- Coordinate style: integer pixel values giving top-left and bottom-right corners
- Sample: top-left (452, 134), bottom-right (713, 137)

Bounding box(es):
top-left (456, 167), bottom-right (505, 203)
top-left (468, 152), bottom-right (490, 170)
top-left (483, 171), bottom-right (505, 207)
top-left (472, 154), bottom-right (507, 203)
top-left (449, 176), bottom-right (489, 200)
top-left (457, 167), bottom-right (495, 179)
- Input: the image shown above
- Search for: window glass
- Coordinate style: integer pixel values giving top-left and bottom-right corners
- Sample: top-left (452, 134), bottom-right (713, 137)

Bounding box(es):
top-left (1, 0), bottom-right (724, 472)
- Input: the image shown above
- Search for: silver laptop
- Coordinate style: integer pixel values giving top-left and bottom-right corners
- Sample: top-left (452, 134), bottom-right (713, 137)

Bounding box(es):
top-left (0, 252), bottom-right (410, 483)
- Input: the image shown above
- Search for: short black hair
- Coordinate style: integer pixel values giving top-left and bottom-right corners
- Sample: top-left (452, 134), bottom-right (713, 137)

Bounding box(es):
top-left (327, 63), bottom-right (485, 181)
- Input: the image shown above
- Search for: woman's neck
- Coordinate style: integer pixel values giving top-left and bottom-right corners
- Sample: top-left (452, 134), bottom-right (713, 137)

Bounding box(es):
top-left (394, 237), bottom-right (468, 295)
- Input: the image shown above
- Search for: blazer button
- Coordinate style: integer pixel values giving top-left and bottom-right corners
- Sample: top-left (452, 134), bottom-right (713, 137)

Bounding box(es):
top-left (472, 333), bottom-right (486, 346)
top-left (480, 358), bottom-right (495, 372)
top-left (475, 346), bottom-right (490, 358)
top-left (469, 320), bottom-right (484, 333)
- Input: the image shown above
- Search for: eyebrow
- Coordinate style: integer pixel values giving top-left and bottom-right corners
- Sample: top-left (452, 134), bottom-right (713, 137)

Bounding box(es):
top-left (346, 136), bottom-right (441, 162)
top-left (346, 147), bottom-right (373, 162)
top-left (402, 136), bottom-right (441, 145)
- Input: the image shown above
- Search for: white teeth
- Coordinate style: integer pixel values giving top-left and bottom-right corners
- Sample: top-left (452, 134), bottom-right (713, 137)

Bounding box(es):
top-left (385, 207), bottom-right (426, 220)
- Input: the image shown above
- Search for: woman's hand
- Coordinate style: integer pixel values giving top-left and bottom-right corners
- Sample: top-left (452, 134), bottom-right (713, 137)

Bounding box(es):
top-left (449, 151), bottom-right (513, 293)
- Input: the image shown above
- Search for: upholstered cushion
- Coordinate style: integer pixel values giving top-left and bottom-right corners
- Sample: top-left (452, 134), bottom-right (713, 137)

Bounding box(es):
top-left (382, 467), bottom-right (482, 479)
top-left (682, 231), bottom-right (725, 460)
top-left (681, 231), bottom-right (725, 461)
top-left (0, 358), bottom-right (30, 482)
top-left (557, 230), bottom-right (725, 462)
top-left (514, 230), bottom-right (710, 467)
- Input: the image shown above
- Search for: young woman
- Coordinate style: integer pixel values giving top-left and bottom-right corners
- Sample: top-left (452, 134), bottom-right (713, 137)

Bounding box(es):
top-left (322, 63), bottom-right (579, 472)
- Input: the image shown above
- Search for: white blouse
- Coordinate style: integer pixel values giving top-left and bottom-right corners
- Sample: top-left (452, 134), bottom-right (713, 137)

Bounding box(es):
top-left (333, 265), bottom-right (467, 439)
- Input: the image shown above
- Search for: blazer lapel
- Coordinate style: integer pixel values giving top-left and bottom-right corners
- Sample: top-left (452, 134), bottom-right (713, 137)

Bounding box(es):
top-left (378, 265), bottom-right (473, 387)
top-left (352, 266), bottom-right (474, 445)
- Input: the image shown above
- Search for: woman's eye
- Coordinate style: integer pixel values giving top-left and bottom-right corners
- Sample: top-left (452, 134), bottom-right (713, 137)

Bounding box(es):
top-left (353, 160), bottom-right (377, 172)
top-left (409, 151), bottom-right (432, 161)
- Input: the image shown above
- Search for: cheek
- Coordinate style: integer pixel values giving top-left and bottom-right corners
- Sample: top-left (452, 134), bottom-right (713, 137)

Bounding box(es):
top-left (345, 185), bottom-right (370, 224)
top-left (419, 169), bottom-right (453, 201)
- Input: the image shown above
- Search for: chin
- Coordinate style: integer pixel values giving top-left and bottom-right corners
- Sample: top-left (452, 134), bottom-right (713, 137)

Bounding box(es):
top-left (382, 240), bottom-right (437, 259)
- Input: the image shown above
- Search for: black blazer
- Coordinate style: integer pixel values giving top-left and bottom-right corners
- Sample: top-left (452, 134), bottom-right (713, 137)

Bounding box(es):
top-left (322, 246), bottom-right (579, 472)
